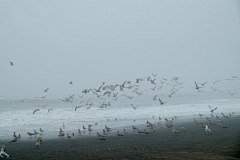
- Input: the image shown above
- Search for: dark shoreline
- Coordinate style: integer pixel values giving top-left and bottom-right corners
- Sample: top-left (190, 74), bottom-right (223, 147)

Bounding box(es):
top-left (2, 116), bottom-right (240, 160)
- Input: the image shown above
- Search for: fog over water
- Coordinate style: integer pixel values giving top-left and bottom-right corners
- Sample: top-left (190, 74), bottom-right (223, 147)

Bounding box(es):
top-left (1, 0), bottom-right (240, 99)
top-left (0, 1), bottom-right (240, 140)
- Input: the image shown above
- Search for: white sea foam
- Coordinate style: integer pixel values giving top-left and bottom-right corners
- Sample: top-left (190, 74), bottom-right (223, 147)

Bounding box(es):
top-left (0, 93), bottom-right (239, 140)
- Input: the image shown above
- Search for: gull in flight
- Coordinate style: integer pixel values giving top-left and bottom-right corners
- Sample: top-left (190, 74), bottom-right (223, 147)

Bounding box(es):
top-left (9, 61), bottom-right (14, 66)
top-left (36, 95), bottom-right (47, 99)
top-left (198, 81), bottom-right (208, 86)
top-left (43, 88), bottom-right (49, 92)
top-left (194, 81), bottom-right (202, 90)
top-left (209, 105), bottom-right (217, 113)
top-left (131, 104), bottom-right (139, 110)
top-left (159, 98), bottom-right (167, 105)
top-left (152, 73), bottom-right (158, 77)
top-left (69, 81), bottom-right (73, 84)
top-left (33, 109), bottom-right (40, 114)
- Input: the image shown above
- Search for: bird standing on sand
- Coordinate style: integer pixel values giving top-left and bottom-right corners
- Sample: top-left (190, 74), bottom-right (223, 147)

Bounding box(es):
top-left (13, 132), bottom-right (16, 138)
top-left (181, 125), bottom-right (186, 131)
top-left (0, 142), bottom-right (5, 151)
top-left (205, 125), bottom-right (211, 134)
top-left (71, 133), bottom-right (75, 141)
top-left (172, 129), bottom-right (180, 134)
top-left (0, 148), bottom-right (10, 158)
top-left (78, 129), bottom-right (81, 134)
top-left (59, 132), bottom-right (65, 137)
top-left (9, 137), bottom-right (17, 143)
top-left (67, 133), bottom-right (71, 138)
top-left (116, 131), bottom-right (123, 136)
top-left (36, 139), bottom-right (40, 147)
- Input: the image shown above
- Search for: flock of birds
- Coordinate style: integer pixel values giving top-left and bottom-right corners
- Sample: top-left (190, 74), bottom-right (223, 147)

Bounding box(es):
top-left (1, 61), bottom-right (239, 158)
top-left (0, 105), bottom-right (236, 158)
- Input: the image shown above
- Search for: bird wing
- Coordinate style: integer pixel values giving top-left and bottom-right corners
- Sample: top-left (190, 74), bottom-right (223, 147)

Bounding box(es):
top-left (33, 109), bottom-right (40, 114)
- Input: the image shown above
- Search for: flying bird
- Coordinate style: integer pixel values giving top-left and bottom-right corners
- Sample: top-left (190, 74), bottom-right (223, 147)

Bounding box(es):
top-left (194, 81), bottom-right (202, 89)
top-left (159, 98), bottom-right (166, 105)
top-left (9, 61), bottom-right (14, 66)
top-left (33, 109), bottom-right (40, 114)
top-left (43, 88), bottom-right (49, 92)
top-left (69, 81), bottom-right (73, 84)
top-left (131, 104), bottom-right (139, 110)
top-left (209, 105), bottom-right (217, 113)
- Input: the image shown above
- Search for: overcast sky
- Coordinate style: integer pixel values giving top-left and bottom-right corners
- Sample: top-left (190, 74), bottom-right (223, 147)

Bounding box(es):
top-left (1, 0), bottom-right (240, 99)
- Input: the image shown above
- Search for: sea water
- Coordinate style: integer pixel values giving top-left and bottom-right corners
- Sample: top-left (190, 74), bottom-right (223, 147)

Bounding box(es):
top-left (0, 89), bottom-right (239, 140)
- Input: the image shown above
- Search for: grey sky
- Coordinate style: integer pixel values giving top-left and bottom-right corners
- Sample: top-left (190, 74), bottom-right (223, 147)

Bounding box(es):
top-left (1, 0), bottom-right (240, 99)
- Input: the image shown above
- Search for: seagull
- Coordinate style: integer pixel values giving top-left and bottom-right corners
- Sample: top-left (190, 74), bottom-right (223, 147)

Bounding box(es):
top-left (9, 137), bottom-right (17, 143)
top-left (131, 104), bottom-right (138, 110)
top-left (43, 88), bottom-right (49, 92)
top-left (71, 133), bottom-right (75, 141)
top-left (13, 132), bottom-right (16, 138)
top-left (198, 81), bottom-right (208, 86)
top-left (39, 104), bottom-right (48, 108)
top-left (9, 61), bottom-right (14, 66)
top-left (116, 131), bottom-right (123, 136)
top-left (27, 132), bottom-right (35, 136)
top-left (0, 148), bottom-right (10, 158)
top-left (159, 98), bottom-right (166, 105)
top-left (199, 113), bottom-right (203, 117)
top-left (172, 129), bottom-right (180, 134)
top-left (69, 81), bottom-right (73, 84)
top-left (59, 132), bottom-right (65, 137)
top-left (205, 125), bottom-right (211, 134)
top-left (34, 130), bottom-right (39, 134)
top-left (36, 139), bottom-right (40, 147)
top-left (209, 105), bottom-right (217, 113)
top-left (153, 95), bottom-right (157, 100)
top-left (132, 126), bottom-right (138, 130)
top-left (181, 125), bottom-right (186, 131)
top-left (48, 109), bottom-right (53, 112)
top-left (1, 142), bottom-right (5, 151)
top-left (36, 95), bottom-right (47, 99)
top-left (152, 73), bottom-right (158, 77)
top-left (33, 109), bottom-right (40, 114)
top-left (66, 133), bottom-right (71, 138)
top-left (194, 81), bottom-right (202, 89)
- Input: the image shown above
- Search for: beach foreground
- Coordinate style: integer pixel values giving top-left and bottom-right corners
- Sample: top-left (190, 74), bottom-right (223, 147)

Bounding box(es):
top-left (2, 116), bottom-right (240, 160)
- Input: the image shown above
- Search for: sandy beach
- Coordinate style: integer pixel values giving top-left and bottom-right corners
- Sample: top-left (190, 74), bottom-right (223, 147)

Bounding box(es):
top-left (1, 115), bottom-right (240, 160)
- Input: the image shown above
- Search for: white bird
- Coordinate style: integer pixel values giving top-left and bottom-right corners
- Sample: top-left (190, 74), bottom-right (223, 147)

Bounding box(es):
top-left (205, 125), bottom-right (211, 134)
top-left (0, 148), bottom-right (10, 158)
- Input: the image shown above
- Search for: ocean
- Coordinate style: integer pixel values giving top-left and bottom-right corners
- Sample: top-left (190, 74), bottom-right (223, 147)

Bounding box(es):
top-left (0, 85), bottom-right (239, 141)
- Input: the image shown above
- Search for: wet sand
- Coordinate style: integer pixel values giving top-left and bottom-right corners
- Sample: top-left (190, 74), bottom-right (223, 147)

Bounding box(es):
top-left (2, 116), bottom-right (240, 160)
